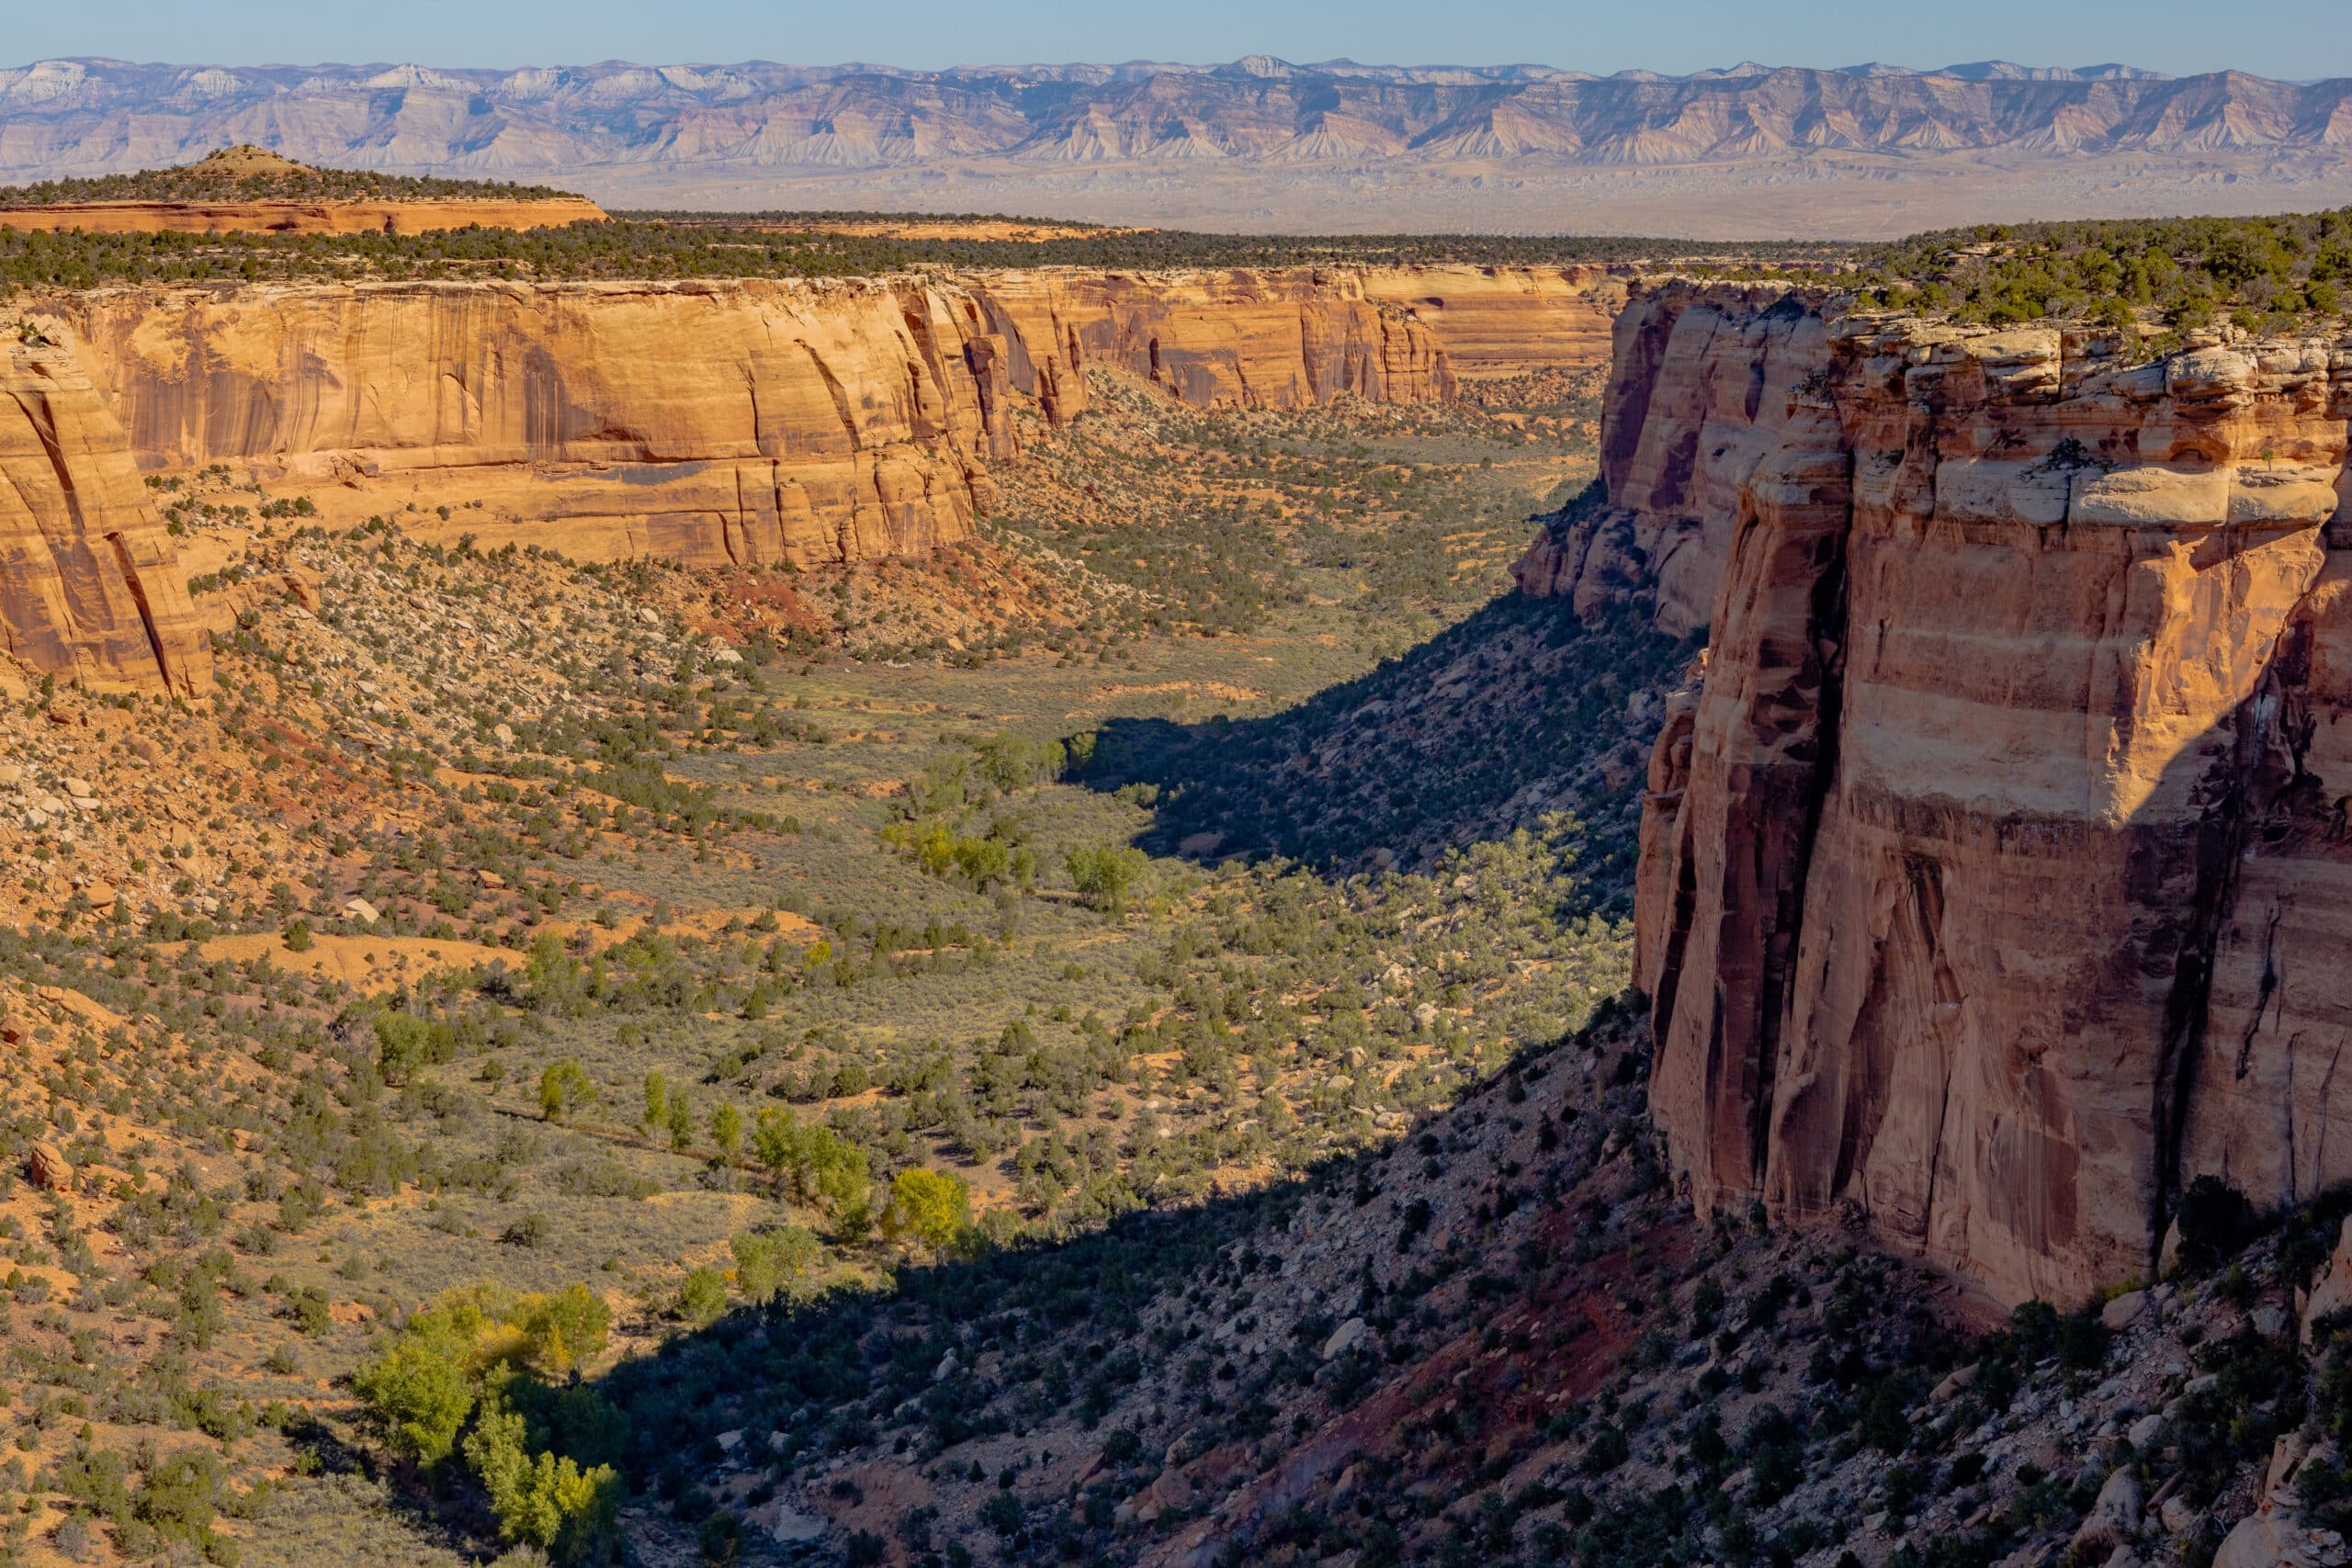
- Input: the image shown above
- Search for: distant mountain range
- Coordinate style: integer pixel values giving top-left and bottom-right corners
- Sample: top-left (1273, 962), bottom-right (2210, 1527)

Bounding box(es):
top-left (3, 57), bottom-right (2349, 234)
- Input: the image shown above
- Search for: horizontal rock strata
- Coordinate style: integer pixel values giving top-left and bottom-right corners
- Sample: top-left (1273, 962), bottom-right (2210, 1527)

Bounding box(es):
top-left (1531, 281), bottom-right (2352, 1303)
top-left (0, 262), bottom-right (1620, 689)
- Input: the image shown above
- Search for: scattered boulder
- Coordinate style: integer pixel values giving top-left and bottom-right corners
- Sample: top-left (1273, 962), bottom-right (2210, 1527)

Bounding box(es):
top-left (2102, 1290), bottom-right (2149, 1331)
top-left (2069, 1467), bottom-right (2143, 1558)
top-left (749, 1501), bottom-right (825, 1544)
top-left (2213, 1511), bottom-right (2349, 1568)
top-left (1929, 1363), bottom-right (1981, 1403)
top-left (2211, 1436), bottom-right (2350, 1568)
top-left (24, 1141), bottom-right (70, 1190)
top-left (1134, 1466), bottom-right (1195, 1522)
top-left (1322, 1316), bottom-right (1369, 1359)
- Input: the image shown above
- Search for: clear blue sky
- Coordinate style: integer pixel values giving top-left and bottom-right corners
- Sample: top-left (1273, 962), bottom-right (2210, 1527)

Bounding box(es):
top-left (17, 0), bottom-right (2346, 80)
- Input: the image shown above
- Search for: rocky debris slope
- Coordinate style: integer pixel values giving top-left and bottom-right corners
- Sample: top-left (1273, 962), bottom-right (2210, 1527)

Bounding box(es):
top-left (612, 999), bottom-right (2352, 1568)
top-left (1526, 281), bottom-right (2352, 1307)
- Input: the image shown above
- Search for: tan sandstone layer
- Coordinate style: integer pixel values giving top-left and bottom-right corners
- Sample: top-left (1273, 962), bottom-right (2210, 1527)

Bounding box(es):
top-left (1361, 265), bottom-right (1631, 381)
top-left (29, 265), bottom-right (1597, 569)
top-left (1525, 281), bottom-right (2352, 1305)
top-left (2, 262), bottom-right (1635, 686)
top-left (0, 338), bottom-right (208, 694)
top-left (0, 196), bottom-right (608, 235)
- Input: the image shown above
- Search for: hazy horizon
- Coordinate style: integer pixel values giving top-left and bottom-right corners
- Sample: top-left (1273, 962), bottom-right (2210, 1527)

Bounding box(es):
top-left (4, 52), bottom-right (2344, 82)
top-left (7, 0), bottom-right (2346, 82)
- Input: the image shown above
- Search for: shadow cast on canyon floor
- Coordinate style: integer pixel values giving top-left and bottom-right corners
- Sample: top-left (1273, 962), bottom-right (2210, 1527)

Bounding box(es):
top-left (1069, 588), bottom-right (1693, 908)
top-left (579, 1004), bottom-right (1656, 1551)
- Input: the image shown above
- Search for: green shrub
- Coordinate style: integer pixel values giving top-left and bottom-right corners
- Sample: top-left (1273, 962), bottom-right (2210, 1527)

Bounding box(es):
top-left (352, 1338), bottom-right (473, 1466)
top-left (2177, 1175), bottom-right (2259, 1272)
top-left (677, 1267), bottom-right (727, 1326)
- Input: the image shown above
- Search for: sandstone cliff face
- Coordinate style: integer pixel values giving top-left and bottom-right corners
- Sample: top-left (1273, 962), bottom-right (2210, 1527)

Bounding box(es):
top-left (965, 267), bottom-right (1455, 422)
top-left (1359, 265), bottom-right (1631, 381)
top-left (0, 196), bottom-right (606, 235)
top-left (1537, 282), bottom-right (2352, 1303)
top-left (36, 269), bottom-right (1462, 571)
top-left (0, 265), bottom-right (1508, 687)
top-left (0, 339), bottom-right (207, 694)
top-left (46, 278), bottom-right (1030, 569)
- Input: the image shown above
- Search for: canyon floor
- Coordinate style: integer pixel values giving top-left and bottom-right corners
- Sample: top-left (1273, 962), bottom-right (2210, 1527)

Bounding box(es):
top-left (0, 367), bottom-right (1661, 1566)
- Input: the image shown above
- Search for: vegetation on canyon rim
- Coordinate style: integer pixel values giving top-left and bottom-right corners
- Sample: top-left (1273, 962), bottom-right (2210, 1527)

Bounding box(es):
top-left (5, 177), bottom-right (2346, 354)
top-left (1825, 208), bottom-right (2352, 338)
top-left (0, 216), bottom-right (1856, 289)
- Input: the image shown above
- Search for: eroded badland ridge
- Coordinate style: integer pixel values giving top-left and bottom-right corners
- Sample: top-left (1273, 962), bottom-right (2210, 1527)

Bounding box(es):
top-left (10, 164), bottom-right (2352, 1568)
top-left (6, 60), bottom-right (2352, 232)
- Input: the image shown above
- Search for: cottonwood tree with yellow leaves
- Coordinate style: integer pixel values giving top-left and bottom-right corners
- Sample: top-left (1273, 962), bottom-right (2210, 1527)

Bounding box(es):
top-left (352, 1281), bottom-right (623, 1563)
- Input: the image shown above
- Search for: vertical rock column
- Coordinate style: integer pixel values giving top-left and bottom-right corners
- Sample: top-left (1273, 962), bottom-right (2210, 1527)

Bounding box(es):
top-left (1645, 387), bottom-right (1854, 1217)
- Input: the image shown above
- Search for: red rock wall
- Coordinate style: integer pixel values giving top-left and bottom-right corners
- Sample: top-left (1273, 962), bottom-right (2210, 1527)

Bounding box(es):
top-left (0, 266), bottom-right (1483, 689)
top-left (0, 265), bottom-right (1609, 692)
top-left (1541, 282), bottom-right (2352, 1303)
top-left (1359, 265), bottom-right (1631, 381)
top-left (43, 278), bottom-right (1023, 569)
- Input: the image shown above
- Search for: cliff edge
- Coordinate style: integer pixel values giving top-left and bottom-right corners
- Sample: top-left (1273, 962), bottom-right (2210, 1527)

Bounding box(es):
top-left (1531, 282), bottom-right (2352, 1303)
